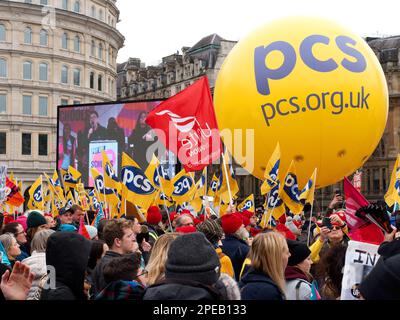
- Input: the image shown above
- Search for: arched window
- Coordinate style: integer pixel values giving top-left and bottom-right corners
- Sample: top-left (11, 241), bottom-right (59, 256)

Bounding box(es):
top-left (91, 40), bottom-right (96, 56)
top-left (98, 75), bottom-right (102, 91)
top-left (0, 59), bottom-right (7, 78)
top-left (39, 62), bottom-right (48, 81)
top-left (0, 24), bottom-right (5, 42)
top-left (61, 32), bottom-right (68, 49)
top-left (73, 68), bottom-right (80, 86)
top-left (40, 29), bottom-right (48, 46)
top-left (98, 43), bottom-right (103, 60)
top-left (74, 35), bottom-right (80, 53)
top-left (24, 27), bottom-right (32, 44)
top-left (73, 0), bottom-right (80, 13)
top-left (23, 61), bottom-right (32, 80)
top-left (61, 65), bottom-right (68, 84)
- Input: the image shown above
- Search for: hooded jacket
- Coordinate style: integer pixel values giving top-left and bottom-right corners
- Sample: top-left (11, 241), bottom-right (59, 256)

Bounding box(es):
top-left (239, 268), bottom-right (284, 300)
top-left (284, 266), bottom-right (312, 300)
top-left (40, 232), bottom-right (91, 300)
top-left (22, 251), bottom-right (47, 300)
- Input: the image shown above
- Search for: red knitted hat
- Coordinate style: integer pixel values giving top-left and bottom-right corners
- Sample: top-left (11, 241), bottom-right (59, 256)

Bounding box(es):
top-left (147, 206), bottom-right (162, 225)
top-left (250, 227), bottom-right (262, 237)
top-left (221, 212), bottom-right (243, 234)
top-left (276, 223), bottom-right (296, 240)
top-left (169, 211), bottom-right (179, 222)
top-left (175, 225), bottom-right (197, 234)
top-left (241, 210), bottom-right (254, 226)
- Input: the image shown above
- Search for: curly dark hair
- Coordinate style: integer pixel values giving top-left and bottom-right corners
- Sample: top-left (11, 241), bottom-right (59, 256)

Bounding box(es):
top-left (315, 243), bottom-right (347, 299)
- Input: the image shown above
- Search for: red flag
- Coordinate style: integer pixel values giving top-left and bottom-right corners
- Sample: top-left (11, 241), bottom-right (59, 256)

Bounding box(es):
top-left (146, 76), bottom-right (222, 172)
top-left (4, 177), bottom-right (24, 207)
top-left (344, 177), bottom-right (384, 245)
top-left (78, 216), bottom-right (91, 240)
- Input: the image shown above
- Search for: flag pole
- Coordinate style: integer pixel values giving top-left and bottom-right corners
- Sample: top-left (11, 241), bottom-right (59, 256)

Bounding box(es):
top-left (307, 168), bottom-right (318, 247)
top-left (221, 152), bottom-right (233, 206)
top-left (158, 179), bottom-right (173, 232)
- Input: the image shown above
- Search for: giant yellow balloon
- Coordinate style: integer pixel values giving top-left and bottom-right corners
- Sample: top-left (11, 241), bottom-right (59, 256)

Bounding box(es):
top-left (214, 17), bottom-right (388, 188)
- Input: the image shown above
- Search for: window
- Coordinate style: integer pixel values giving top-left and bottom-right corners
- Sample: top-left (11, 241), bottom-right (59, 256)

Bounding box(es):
top-left (0, 94), bottom-right (6, 113)
top-left (373, 168), bottom-right (380, 193)
top-left (61, 98), bottom-right (68, 105)
top-left (24, 27), bottom-right (32, 44)
top-left (62, 0), bottom-right (68, 10)
top-left (74, 35), bottom-right (80, 53)
top-left (39, 62), bottom-right (48, 81)
top-left (98, 43), bottom-right (103, 60)
top-left (25, 0), bottom-right (32, 3)
top-left (0, 59), bottom-right (6, 78)
top-left (39, 96), bottom-right (48, 116)
top-left (23, 61), bottom-right (32, 80)
top-left (98, 75), bottom-right (102, 91)
top-left (0, 24), bottom-right (5, 42)
top-left (91, 6), bottom-right (96, 17)
top-left (39, 29), bottom-right (48, 46)
top-left (40, 0), bottom-right (48, 5)
top-left (61, 65), bottom-right (68, 84)
top-left (0, 132), bottom-right (5, 154)
top-left (73, 1), bottom-right (80, 12)
top-left (89, 72), bottom-right (94, 89)
top-left (73, 100), bottom-right (80, 105)
top-left (23, 95), bottom-right (32, 115)
top-left (91, 40), bottom-right (95, 56)
top-left (382, 168), bottom-right (387, 191)
top-left (22, 133), bottom-right (31, 155)
top-left (99, 9), bottom-right (103, 21)
top-left (38, 134), bottom-right (48, 156)
top-left (61, 33), bottom-right (68, 49)
top-left (73, 68), bottom-right (80, 86)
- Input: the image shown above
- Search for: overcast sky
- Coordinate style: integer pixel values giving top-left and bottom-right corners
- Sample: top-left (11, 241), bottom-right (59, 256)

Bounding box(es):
top-left (116, 0), bottom-right (400, 66)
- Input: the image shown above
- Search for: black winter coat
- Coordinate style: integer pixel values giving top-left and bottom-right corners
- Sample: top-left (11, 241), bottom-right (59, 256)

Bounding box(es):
top-left (90, 251), bottom-right (122, 297)
top-left (221, 235), bottom-right (250, 281)
top-left (239, 268), bottom-right (284, 300)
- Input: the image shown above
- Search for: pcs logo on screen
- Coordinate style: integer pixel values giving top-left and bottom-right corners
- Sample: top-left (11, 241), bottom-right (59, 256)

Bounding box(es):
top-left (122, 167), bottom-right (155, 195)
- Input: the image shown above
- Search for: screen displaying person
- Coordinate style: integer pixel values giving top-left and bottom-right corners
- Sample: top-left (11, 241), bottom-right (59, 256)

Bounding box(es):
top-left (61, 123), bottom-right (76, 170)
top-left (87, 111), bottom-right (107, 142)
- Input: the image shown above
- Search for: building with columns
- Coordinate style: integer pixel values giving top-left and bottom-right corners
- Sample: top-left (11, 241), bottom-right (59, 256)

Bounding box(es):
top-left (0, 0), bottom-right (124, 186)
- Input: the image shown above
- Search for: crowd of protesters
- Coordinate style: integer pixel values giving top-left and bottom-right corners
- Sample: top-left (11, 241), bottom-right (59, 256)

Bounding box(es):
top-left (0, 192), bottom-right (399, 301)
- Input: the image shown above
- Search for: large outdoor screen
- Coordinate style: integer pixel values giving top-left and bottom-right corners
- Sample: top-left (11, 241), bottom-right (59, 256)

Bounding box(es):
top-left (57, 99), bottom-right (176, 187)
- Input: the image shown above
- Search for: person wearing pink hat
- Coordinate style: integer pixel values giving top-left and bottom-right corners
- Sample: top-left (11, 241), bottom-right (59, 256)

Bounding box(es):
top-left (220, 212), bottom-right (250, 281)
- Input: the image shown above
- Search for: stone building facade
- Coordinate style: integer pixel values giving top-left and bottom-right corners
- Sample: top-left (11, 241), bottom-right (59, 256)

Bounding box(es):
top-left (0, 0), bottom-right (124, 186)
top-left (117, 34), bottom-right (400, 210)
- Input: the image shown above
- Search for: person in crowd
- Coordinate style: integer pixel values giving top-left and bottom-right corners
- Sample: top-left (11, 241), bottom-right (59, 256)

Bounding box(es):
top-left (220, 212), bottom-right (250, 280)
top-left (97, 219), bottom-right (111, 241)
top-left (285, 239), bottom-right (313, 300)
top-left (2, 222), bottom-right (29, 261)
top-left (358, 253), bottom-right (400, 300)
top-left (285, 216), bottom-right (302, 238)
top-left (61, 123), bottom-right (76, 170)
top-left (128, 111), bottom-right (154, 169)
top-left (197, 219), bottom-right (234, 278)
top-left (175, 225), bottom-right (197, 233)
top-left (57, 206), bottom-right (77, 231)
top-left (315, 243), bottom-right (347, 300)
top-left (0, 233), bottom-right (21, 268)
top-left (90, 219), bottom-right (138, 296)
top-left (86, 240), bottom-right (108, 299)
top-left (44, 214), bottom-right (56, 230)
top-left (299, 204), bottom-right (317, 245)
top-left (26, 211), bottom-right (49, 254)
top-left (70, 204), bottom-right (85, 229)
top-left (22, 229), bottom-right (55, 300)
top-left (0, 261), bottom-right (34, 301)
top-left (143, 206), bottom-right (165, 246)
top-left (376, 226), bottom-right (400, 261)
top-left (40, 232), bottom-right (92, 300)
top-left (175, 213), bottom-right (195, 229)
top-left (145, 233), bottom-right (180, 286)
top-left (309, 213), bottom-right (349, 264)
top-left (239, 232), bottom-right (290, 300)
top-left (144, 232), bottom-right (223, 300)
top-left (95, 253), bottom-right (146, 300)
top-left (87, 110), bottom-right (107, 142)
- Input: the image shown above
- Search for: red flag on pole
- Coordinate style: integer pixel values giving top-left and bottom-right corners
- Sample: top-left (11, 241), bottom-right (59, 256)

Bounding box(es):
top-left (146, 76), bottom-right (222, 172)
top-left (4, 177), bottom-right (24, 207)
top-left (78, 216), bottom-right (91, 240)
top-left (344, 177), bottom-right (384, 245)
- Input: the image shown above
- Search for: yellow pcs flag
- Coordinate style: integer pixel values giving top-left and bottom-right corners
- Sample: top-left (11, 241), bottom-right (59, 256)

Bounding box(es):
top-left (91, 167), bottom-right (120, 209)
top-left (28, 175), bottom-right (44, 211)
top-left (102, 151), bottom-right (122, 193)
top-left (299, 168), bottom-right (317, 206)
top-left (219, 151), bottom-right (239, 204)
top-left (385, 154), bottom-right (400, 207)
top-left (261, 143), bottom-right (280, 195)
top-left (61, 166), bottom-right (81, 191)
top-left (237, 194), bottom-right (255, 213)
top-left (279, 160), bottom-right (303, 215)
top-left (207, 174), bottom-right (219, 197)
top-left (120, 152), bottom-right (157, 211)
top-left (170, 170), bottom-right (197, 205)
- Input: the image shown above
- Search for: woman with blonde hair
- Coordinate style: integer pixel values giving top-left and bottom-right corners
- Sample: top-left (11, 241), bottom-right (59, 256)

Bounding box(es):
top-left (239, 231), bottom-right (290, 300)
top-left (145, 233), bottom-right (179, 286)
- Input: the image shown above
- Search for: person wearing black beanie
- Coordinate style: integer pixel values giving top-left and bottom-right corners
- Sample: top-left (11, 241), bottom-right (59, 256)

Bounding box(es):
top-left (285, 239), bottom-right (314, 300)
top-left (144, 232), bottom-right (222, 300)
top-left (359, 253), bottom-right (400, 300)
